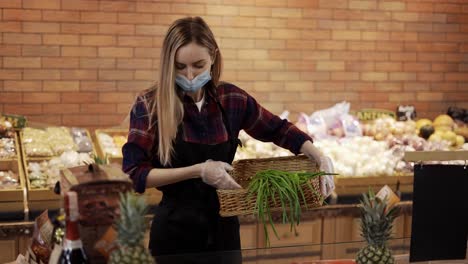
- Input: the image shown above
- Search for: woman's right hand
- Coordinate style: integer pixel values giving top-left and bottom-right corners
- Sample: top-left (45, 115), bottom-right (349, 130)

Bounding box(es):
top-left (200, 160), bottom-right (241, 189)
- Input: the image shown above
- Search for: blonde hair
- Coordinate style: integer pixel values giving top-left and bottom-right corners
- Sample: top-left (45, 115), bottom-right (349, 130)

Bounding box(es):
top-left (148, 17), bottom-right (222, 166)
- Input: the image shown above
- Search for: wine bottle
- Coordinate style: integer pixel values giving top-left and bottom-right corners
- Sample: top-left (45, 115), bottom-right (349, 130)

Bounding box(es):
top-left (59, 191), bottom-right (89, 264)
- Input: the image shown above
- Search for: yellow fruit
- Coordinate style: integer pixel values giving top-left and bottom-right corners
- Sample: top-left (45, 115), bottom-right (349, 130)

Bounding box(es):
top-left (416, 118), bottom-right (433, 130)
top-left (428, 133), bottom-right (442, 142)
top-left (433, 114), bottom-right (454, 128)
top-left (441, 131), bottom-right (457, 145)
top-left (435, 125), bottom-right (452, 132)
top-left (456, 135), bottom-right (465, 147)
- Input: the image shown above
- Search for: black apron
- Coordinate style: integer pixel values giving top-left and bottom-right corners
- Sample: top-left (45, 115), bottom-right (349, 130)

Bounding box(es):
top-left (148, 95), bottom-right (242, 264)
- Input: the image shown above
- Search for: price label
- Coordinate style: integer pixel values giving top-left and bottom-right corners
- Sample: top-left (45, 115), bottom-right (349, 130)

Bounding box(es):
top-left (354, 109), bottom-right (396, 121)
top-left (0, 113), bottom-right (27, 129)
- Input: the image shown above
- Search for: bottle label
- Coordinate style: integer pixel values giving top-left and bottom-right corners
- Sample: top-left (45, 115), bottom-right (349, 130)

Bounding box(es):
top-left (63, 239), bottom-right (83, 250)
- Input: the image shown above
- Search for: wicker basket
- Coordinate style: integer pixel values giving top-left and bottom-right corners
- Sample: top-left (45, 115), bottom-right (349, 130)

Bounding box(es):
top-left (217, 155), bottom-right (324, 217)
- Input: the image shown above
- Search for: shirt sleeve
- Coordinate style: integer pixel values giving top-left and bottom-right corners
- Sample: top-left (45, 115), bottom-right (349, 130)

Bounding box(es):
top-left (240, 91), bottom-right (312, 155)
top-left (122, 95), bottom-right (155, 193)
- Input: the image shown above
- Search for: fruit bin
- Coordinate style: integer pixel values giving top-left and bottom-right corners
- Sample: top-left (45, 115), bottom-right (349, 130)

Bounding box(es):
top-left (19, 127), bottom-right (97, 212)
top-left (0, 132), bottom-right (27, 215)
top-left (94, 128), bottom-right (162, 206)
top-left (334, 172), bottom-right (413, 197)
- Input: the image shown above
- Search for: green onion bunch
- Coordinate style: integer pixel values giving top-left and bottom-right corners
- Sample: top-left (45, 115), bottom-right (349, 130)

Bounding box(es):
top-left (247, 169), bottom-right (327, 246)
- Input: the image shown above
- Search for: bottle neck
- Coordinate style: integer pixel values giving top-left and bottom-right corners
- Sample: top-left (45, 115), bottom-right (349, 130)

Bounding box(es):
top-left (64, 219), bottom-right (81, 242)
top-left (63, 238), bottom-right (83, 250)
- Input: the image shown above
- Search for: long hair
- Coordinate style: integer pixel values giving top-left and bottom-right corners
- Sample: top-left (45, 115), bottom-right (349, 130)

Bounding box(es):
top-left (148, 17), bottom-right (222, 166)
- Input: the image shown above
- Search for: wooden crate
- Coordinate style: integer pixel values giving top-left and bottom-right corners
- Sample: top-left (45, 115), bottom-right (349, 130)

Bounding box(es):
top-left (0, 132), bottom-right (27, 214)
top-left (94, 128), bottom-right (128, 164)
top-left (20, 127), bottom-right (97, 212)
top-left (334, 173), bottom-right (413, 196)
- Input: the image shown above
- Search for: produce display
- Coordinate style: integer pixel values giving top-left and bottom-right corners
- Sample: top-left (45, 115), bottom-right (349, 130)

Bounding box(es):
top-left (27, 151), bottom-right (94, 189)
top-left (0, 120), bottom-right (17, 159)
top-left (97, 132), bottom-right (126, 158)
top-left (247, 169), bottom-right (325, 245)
top-left (0, 170), bottom-right (19, 189)
top-left (234, 131), bottom-right (292, 160)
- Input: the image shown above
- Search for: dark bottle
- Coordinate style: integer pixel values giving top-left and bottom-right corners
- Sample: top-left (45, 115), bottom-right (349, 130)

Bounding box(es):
top-left (59, 191), bottom-right (89, 264)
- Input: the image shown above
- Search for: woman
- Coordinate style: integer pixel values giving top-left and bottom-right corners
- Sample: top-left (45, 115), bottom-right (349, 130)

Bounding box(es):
top-left (122, 16), bottom-right (335, 263)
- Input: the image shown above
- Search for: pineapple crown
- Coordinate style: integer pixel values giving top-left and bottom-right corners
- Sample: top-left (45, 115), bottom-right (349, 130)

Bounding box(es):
top-left (116, 192), bottom-right (149, 247)
top-left (359, 189), bottom-right (400, 248)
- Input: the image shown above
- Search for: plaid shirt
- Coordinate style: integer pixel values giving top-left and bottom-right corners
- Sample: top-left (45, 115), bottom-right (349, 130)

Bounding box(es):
top-left (122, 82), bottom-right (312, 193)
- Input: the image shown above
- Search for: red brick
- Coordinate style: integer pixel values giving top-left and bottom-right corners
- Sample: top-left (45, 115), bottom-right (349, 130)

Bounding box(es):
top-left (444, 93), bottom-right (468, 101)
top-left (99, 92), bottom-right (134, 103)
top-left (4, 104), bottom-right (43, 115)
top-left (303, 8), bottom-right (333, 19)
top-left (390, 52), bottom-right (417, 62)
top-left (389, 72), bottom-right (417, 81)
top-left (207, 5), bottom-right (239, 16)
top-left (375, 42), bottom-right (403, 51)
top-left (390, 32), bottom-right (417, 41)
top-left (62, 114), bottom-right (100, 126)
top-left (433, 63), bottom-right (458, 72)
top-left (349, 0), bottom-right (376, 10)
top-left (80, 58), bottom-right (115, 69)
top-left (22, 45), bottom-right (60, 57)
top-left (286, 40), bottom-right (316, 50)
top-left (317, 19), bottom-right (346, 30)
top-left (288, 0), bottom-right (319, 8)
top-left (135, 25), bottom-right (166, 36)
top-left (316, 61), bottom-right (345, 71)
top-left (61, 70), bottom-right (97, 80)
top-left (434, 24), bottom-right (460, 32)
top-left (271, 29), bottom-right (301, 39)
top-left (224, 60), bottom-right (254, 70)
top-left (300, 72), bottom-right (330, 81)
top-left (236, 71), bottom-right (269, 81)
top-left (270, 72), bottom-right (301, 81)
top-left (403, 63), bottom-right (431, 72)
top-left (331, 72), bottom-right (360, 81)
top-left (377, 21), bottom-right (404, 31)
top-left (362, 52), bottom-right (389, 61)
top-left (3, 9), bottom-right (42, 21)
top-left (220, 39), bottom-right (255, 49)
top-left (348, 21), bottom-right (377, 30)
top-left (0, 93), bottom-right (22, 103)
top-left (434, 3), bottom-right (462, 13)
top-left (376, 62), bottom-right (402, 71)
top-left (362, 31), bottom-right (390, 40)
top-left (360, 92), bottom-right (389, 102)
top-left (62, 23), bottom-right (99, 34)
top-left (389, 93), bottom-right (416, 102)
top-left (82, 12), bottom-right (117, 23)
top-left (43, 34), bottom-right (79, 45)
top-left (392, 12), bottom-right (419, 22)
top-left (118, 13), bottom-right (153, 24)
top-left (117, 103), bottom-right (133, 114)
top-left (0, 70), bottom-right (21, 80)
top-left (99, 24), bottom-right (135, 35)
top-left (417, 92), bottom-right (444, 102)
top-left (3, 33), bottom-right (41, 45)
top-left (134, 71), bottom-right (155, 81)
top-left (62, 47), bottom-right (97, 57)
top-left (403, 82), bottom-right (430, 92)
top-left (100, 1), bottom-right (136, 12)
top-left (270, 50), bottom-right (301, 60)
top-left (135, 2), bottom-right (171, 13)
top-left (255, 17), bottom-right (286, 29)
top-left (4, 81), bottom-right (42, 91)
top-left (117, 58), bottom-right (153, 69)
top-left (361, 72), bottom-right (388, 81)
top-left (418, 52), bottom-right (444, 62)
top-left (23, 92), bottom-right (60, 103)
top-left (269, 92), bottom-right (301, 102)
top-left (301, 30), bottom-right (330, 40)
top-left (319, 0), bottom-right (348, 9)
top-left (316, 40), bottom-right (346, 50)
top-left (23, 22), bottom-right (60, 33)
top-left (346, 61), bottom-right (375, 71)
top-left (170, 3), bottom-right (205, 15)
top-left (0, 45), bottom-right (21, 56)
top-left (418, 33), bottom-right (446, 42)
top-left (80, 104), bottom-right (117, 114)
top-left (332, 51), bottom-right (361, 61)
top-left (24, 0), bottom-right (60, 9)
top-left (135, 48), bottom-right (161, 59)
top-left (43, 81), bottom-right (79, 91)
top-left (43, 104), bottom-right (80, 114)
top-left (332, 30), bottom-right (361, 40)
top-left (253, 81), bottom-right (287, 92)
top-left (62, 0), bottom-right (99, 11)
top-left (81, 35), bottom-right (116, 46)
top-left (375, 82), bottom-right (402, 92)
top-left (43, 57), bottom-right (79, 68)
top-left (405, 23), bottom-right (433, 32)
top-left (23, 69), bottom-right (60, 80)
top-left (98, 47), bottom-right (133, 58)
top-left (359, 11), bottom-right (389, 21)
top-left (98, 114), bottom-right (127, 126)
top-left (239, 7), bottom-right (272, 17)
top-left (418, 73), bottom-right (443, 82)
top-left (272, 7), bottom-right (301, 18)
top-left (0, 22), bottom-right (21, 33)
top-left (118, 36), bottom-right (153, 47)
top-left (407, 3), bottom-right (433, 12)
top-left (43, 11), bottom-right (80, 22)
top-left (3, 57), bottom-right (41, 68)
top-left (446, 53), bottom-right (465, 63)
top-left (80, 81), bottom-right (116, 92)
top-left (0, 0), bottom-right (21, 8)
top-left (99, 70), bottom-right (134, 81)
top-left (447, 33), bottom-right (468, 41)
top-left (61, 92), bottom-right (99, 103)
top-left (298, 92), bottom-right (330, 101)
top-left (117, 81), bottom-right (153, 91)
top-left (348, 41), bottom-right (376, 51)
top-left (28, 115), bottom-right (62, 125)
top-left (379, 1), bottom-right (405, 11)
top-left (419, 13), bottom-right (446, 23)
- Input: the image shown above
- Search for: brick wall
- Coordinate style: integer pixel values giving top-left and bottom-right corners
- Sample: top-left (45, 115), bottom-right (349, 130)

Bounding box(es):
top-left (1, 0), bottom-right (467, 129)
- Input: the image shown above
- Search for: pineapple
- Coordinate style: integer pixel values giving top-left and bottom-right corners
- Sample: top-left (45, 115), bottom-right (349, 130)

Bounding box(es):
top-left (356, 189), bottom-right (399, 264)
top-left (109, 192), bottom-right (155, 264)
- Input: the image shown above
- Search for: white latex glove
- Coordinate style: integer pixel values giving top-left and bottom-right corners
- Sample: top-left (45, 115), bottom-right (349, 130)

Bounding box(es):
top-left (319, 156), bottom-right (335, 198)
top-left (200, 160), bottom-right (241, 190)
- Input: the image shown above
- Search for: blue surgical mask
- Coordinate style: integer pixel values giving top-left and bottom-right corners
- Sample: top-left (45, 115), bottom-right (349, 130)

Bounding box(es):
top-left (175, 69), bottom-right (211, 93)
